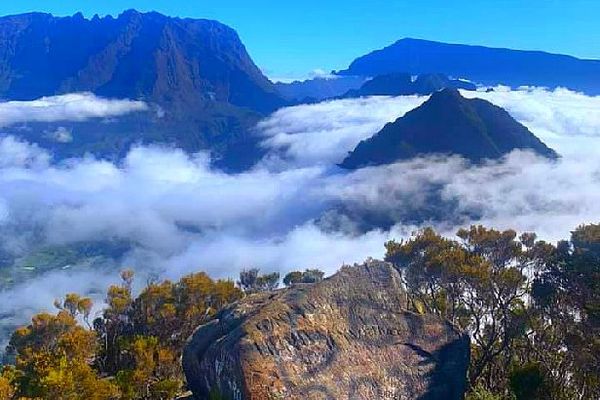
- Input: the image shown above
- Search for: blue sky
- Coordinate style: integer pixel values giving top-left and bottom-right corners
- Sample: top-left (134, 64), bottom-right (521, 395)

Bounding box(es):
top-left (0, 1), bottom-right (598, 80)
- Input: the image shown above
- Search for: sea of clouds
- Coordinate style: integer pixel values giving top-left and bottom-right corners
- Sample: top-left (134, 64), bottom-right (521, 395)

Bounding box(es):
top-left (1, 87), bottom-right (600, 325)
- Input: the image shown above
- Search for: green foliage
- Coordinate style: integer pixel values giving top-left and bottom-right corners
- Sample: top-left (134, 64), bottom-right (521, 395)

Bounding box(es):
top-left (3, 223), bottom-right (599, 399)
top-left (526, 224), bottom-right (600, 399)
top-left (283, 269), bottom-right (325, 286)
top-left (208, 387), bottom-right (230, 400)
top-left (3, 267), bottom-right (242, 399)
top-left (114, 336), bottom-right (180, 400)
top-left (283, 271), bottom-right (303, 286)
top-left (465, 384), bottom-right (505, 400)
top-left (7, 309), bottom-right (119, 399)
top-left (95, 270), bottom-right (242, 399)
top-left (509, 363), bottom-right (549, 400)
top-left (238, 268), bottom-right (280, 293)
top-left (386, 224), bottom-right (600, 399)
top-left (0, 367), bottom-right (16, 400)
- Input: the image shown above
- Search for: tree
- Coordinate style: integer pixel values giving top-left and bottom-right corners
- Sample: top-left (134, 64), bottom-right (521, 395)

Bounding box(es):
top-left (0, 367), bottom-right (15, 400)
top-left (385, 226), bottom-right (552, 395)
top-left (238, 268), bottom-right (260, 292)
top-left (283, 271), bottom-right (303, 286)
top-left (7, 310), bottom-right (118, 399)
top-left (3, 224), bottom-right (598, 399)
top-left (529, 224), bottom-right (600, 398)
top-left (2, 267), bottom-right (243, 400)
top-left (131, 272), bottom-right (241, 351)
top-left (509, 363), bottom-right (551, 400)
top-left (283, 269), bottom-right (325, 286)
top-left (238, 268), bottom-right (280, 293)
top-left (98, 269), bottom-right (242, 399)
top-left (115, 336), bottom-right (180, 400)
top-left (55, 293), bottom-right (94, 327)
top-left (95, 270), bottom-right (135, 375)
top-left (455, 226), bottom-right (533, 392)
top-left (302, 269), bottom-right (325, 283)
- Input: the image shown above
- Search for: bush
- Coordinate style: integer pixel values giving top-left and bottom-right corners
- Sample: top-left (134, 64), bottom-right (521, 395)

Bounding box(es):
top-left (283, 269), bottom-right (325, 286)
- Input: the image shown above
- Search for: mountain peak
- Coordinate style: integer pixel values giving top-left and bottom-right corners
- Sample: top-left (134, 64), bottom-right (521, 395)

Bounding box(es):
top-left (340, 90), bottom-right (557, 169)
top-left (393, 37), bottom-right (430, 45)
top-left (0, 10), bottom-right (286, 171)
top-left (427, 87), bottom-right (463, 101)
top-left (117, 9), bottom-right (169, 21)
top-left (120, 8), bottom-right (141, 16)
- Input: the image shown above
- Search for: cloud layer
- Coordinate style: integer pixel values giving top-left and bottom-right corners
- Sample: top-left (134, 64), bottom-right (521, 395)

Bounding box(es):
top-left (257, 95), bottom-right (427, 168)
top-left (0, 92), bottom-right (147, 127)
top-left (1, 86), bottom-right (600, 334)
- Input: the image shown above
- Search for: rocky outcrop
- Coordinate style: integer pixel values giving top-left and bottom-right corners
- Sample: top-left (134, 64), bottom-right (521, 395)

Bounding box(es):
top-left (183, 262), bottom-right (470, 400)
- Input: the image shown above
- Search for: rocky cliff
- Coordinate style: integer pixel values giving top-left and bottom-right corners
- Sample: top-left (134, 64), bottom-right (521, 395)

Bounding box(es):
top-left (183, 261), bottom-right (470, 400)
top-left (0, 10), bottom-right (283, 112)
top-left (0, 10), bottom-right (287, 171)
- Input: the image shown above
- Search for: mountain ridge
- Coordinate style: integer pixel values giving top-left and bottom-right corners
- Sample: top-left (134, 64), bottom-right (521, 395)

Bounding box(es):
top-left (337, 38), bottom-right (600, 94)
top-left (342, 72), bottom-right (476, 98)
top-left (0, 9), bottom-right (283, 111)
top-left (340, 88), bottom-right (558, 169)
top-left (0, 9), bottom-right (287, 171)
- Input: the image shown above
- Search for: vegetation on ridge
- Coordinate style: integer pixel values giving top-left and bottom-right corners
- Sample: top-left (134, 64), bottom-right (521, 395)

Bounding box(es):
top-left (0, 223), bottom-right (598, 399)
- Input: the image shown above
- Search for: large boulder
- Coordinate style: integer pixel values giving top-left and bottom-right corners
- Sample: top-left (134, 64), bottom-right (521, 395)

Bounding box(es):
top-left (183, 262), bottom-right (470, 399)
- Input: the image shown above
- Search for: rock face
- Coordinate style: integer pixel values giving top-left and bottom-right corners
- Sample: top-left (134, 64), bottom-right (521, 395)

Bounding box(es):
top-left (183, 262), bottom-right (470, 400)
top-left (0, 10), bottom-right (283, 112)
top-left (0, 10), bottom-right (287, 171)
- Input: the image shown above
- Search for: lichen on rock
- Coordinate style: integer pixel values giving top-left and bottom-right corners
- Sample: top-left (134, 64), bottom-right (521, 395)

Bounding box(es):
top-left (183, 261), bottom-right (470, 400)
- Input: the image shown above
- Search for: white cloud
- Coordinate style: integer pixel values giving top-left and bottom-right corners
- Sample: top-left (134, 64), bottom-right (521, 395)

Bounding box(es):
top-left (0, 92), bottom-right (147, 127)
top-left (257, 95), bottom-right (427, 168)
top-left (308, 69), bottom-right (338, 80)
top-left (0, 136), bottom-right (50, 168)
top-left (270, 68), bottom-right (341, 83)
top-left (258, 86), bottom-right (600, 168)
top-left (1, 86), bottom-right (600, 339)
top-left (326, 151), bottom-right (600, 242)
top-left (461, 86), bottom-right (600, 156)
top-left (45, 126), bottom-right (73, 143)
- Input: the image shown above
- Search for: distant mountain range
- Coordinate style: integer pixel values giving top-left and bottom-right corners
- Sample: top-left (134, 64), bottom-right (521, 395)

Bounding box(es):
top-left (337, 38), bottom-right (600, 95)
top-left (342, 73), bottom-right (476, 98)
top-left (274, 72), bottom-right (475, 102)
top-left (0, 12), bottom-right (595, 171)
top-left (0, 10), bottom-right (286, 170)
top-left (274, 75), bottom-right (366, 102)
top-left (340, 88), bottom-right (557, 169)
